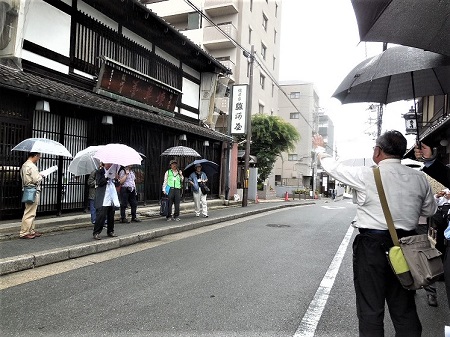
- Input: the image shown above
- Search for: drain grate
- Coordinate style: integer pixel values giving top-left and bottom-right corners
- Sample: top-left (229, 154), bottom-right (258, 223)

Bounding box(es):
top-left (266, 224), bottom-right (291, 228)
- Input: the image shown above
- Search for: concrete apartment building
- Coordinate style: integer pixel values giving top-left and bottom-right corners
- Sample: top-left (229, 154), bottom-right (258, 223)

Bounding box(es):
top-left (274, 82), bottom-right (319, 190)
top-left (146, 0), bottom-right (282, 131)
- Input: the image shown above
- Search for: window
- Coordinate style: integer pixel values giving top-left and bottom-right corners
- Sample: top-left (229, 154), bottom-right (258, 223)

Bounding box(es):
top-left (275, 3), bottom-right (278, 17)
top-left (273, 56), bottom-right (276, 70)
top-left (261, 42), bottom-right (267, 60)
top-left (248, 27), bottom-right (252, 44)
top-left (290, 113), bottom-right (300, 119)
top-left (259, 103), bottom-right (264, 114)
top-left (274, 29), bottom-right (277, 44)
top-left (288, 154), bottom-right (298, 161)
top-left (250, 0), bottom-right (253, 12)
top-left (260, 73), bottom-right (265, 89)
top-left (262, 13), bottom-right (268, 31)
top-left (187, 12), bottom-right (201, 30)
top-left (272, 83), bottom-right (275, 97)
top-left (290, 92), bottom-right (300, 99)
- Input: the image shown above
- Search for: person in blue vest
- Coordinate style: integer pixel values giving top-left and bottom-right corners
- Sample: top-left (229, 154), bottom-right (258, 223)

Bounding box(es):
top-left (162, 159), bottom-right (184, 221)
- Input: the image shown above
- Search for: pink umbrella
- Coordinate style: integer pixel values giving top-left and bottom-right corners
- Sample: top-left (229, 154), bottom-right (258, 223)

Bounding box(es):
top-left (93, 144), bottom-right (142, 167)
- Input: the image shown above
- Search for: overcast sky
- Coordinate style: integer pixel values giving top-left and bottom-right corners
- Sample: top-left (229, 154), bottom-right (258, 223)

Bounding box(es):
top-left (278, 0), bottom-right (414, 159)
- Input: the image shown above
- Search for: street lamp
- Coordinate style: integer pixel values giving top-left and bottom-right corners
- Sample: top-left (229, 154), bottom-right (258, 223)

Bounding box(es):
top-left (402, 106), bottom-right (419, 135)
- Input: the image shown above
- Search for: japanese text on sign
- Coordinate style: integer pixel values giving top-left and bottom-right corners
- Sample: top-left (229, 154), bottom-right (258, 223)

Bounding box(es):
top-left (230, 85), bottom-right (248, 135)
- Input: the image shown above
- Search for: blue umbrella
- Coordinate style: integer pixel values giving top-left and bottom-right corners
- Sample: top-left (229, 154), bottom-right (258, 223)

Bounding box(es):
top-left (183, 159), bottom-right (219, 178)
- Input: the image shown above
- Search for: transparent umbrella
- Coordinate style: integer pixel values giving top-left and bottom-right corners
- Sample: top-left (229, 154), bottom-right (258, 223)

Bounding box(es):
top-left (68, 146), bottom-right (104, 176)
top-left (161, 146), bottom-right (201, 157)
top-left (11, 137), bottom-right (72, 158)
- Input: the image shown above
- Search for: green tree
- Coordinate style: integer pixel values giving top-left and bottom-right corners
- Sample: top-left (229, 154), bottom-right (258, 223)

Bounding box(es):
top-left (248, 114), bottom-right (300, 183)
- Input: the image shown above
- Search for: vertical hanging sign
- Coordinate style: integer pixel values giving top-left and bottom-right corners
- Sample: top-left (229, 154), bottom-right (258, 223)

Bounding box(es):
top-left (230, 84), bottom-right (248, 135)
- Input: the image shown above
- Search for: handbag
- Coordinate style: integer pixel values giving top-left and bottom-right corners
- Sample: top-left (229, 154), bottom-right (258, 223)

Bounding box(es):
top-left (200, 184), bottom-right (210, 194)
top-left (373, 167), bottom-right (444, 290)
top-left (21, 186), bottom-right (37, 204)
top-left (160, 195), bottom-right (169, 216)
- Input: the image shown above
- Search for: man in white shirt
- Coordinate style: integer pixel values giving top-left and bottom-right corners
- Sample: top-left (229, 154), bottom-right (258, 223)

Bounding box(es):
top-left (313, 130), bottom-right (437, 337)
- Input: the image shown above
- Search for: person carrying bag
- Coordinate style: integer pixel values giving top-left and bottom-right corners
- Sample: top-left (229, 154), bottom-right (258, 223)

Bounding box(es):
top-left (373, 167), bottom-right (444, 290)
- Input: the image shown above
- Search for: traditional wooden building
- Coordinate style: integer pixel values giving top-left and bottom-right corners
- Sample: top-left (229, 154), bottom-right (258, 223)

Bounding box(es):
top-left (0, 0), bottom-right (233, 219)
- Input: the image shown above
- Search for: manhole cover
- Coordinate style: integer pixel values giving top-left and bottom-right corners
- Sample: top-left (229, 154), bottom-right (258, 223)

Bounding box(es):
top-left (266, 224), bottom-right (291, 228)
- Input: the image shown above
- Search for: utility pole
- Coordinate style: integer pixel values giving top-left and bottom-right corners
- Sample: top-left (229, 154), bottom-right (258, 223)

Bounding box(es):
top-left (311, 108), bottom-right (319, 199)
top-left (377, 104), bottom-right (383, 137)
top-left (242, 45), bottom-right (254, 207)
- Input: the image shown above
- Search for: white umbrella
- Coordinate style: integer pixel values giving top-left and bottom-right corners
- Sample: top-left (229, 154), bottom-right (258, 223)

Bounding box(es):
top-left (94, 144), bottom-right (142, 167)
top-left (68, 145), bottom-right (104, 176)
top-left (12, 137), bottom-right (72, 158)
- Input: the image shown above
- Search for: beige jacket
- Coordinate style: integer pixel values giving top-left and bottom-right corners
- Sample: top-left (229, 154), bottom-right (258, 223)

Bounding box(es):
top-left (21, 159), bottom-right (43, 191)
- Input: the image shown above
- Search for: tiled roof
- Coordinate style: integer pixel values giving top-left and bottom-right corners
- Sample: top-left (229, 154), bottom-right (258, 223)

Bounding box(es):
top-left (0, 65), bottom-right (230, 141)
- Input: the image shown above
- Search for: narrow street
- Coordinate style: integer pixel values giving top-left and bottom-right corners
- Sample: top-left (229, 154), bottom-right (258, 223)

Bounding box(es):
top-left (1, 201), bottom-right (448, 336)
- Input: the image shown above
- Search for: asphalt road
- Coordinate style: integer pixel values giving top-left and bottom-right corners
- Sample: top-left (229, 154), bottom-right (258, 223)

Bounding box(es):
top-left (1, 200), bottom-right (448, 336)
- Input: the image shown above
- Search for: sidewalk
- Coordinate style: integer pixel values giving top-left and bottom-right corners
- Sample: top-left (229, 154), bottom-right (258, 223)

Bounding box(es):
top-left (0, 198), bottom-right (318, 276)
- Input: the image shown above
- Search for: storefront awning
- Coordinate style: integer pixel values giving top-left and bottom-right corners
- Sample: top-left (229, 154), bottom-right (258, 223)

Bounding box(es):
top-left (0, 65), bottom-right (231, 141)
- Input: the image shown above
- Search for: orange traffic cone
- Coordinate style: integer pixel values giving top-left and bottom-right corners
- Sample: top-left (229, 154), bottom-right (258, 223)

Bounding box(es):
top-left (284, 191), bottom-right (289, 201)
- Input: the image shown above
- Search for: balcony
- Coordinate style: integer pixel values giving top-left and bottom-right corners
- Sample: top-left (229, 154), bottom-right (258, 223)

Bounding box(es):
top-left (203, 23), bottom-right (237, 50)
top-left (218, 59), bottom-right (235, 81)
top-left (204, 0), bottom-right (238, 17)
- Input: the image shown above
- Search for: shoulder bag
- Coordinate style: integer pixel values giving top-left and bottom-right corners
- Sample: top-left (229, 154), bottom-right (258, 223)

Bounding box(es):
top-left (373, 167), bottom-right (444, 290)
top-left (21, 186), bottom-right (37, 204)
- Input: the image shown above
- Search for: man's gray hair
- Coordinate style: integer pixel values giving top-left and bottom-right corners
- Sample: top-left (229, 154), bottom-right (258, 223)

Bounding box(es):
top-left (376, 130), bottom-right (407, 158)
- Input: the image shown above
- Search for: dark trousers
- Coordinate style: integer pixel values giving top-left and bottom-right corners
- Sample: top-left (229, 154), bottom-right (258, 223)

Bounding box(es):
top-left (89, 199), bottom-right (96, 224)
top-left (93, 205), bottom-right (115, 235)
top-left (166, 188), bottom-right (181, 218)
top-left (120, 188), bottom-right (138, 219)
top-left (353, 231), bottom-right (422, 337)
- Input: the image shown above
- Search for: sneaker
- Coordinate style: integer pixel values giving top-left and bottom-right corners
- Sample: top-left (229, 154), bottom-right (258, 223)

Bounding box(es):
top-left (32, 231), bottom-right (43, 237)
top-left (131, 218), bottom-right (141, 222)
top-left (93, 234), bottom-right (101, 240)
top-left (166, 217), bottom-right (172, 221)
top-left (203, 215), bottom-right (208, 218)
top-left (120, 218), bottom-right (130, 223)
top-left (173, 217), bottom-right (181, 221)
top-left (107, 232), bottom-right (117, 237)
top-left (195, 214), bottom-right (200, 217)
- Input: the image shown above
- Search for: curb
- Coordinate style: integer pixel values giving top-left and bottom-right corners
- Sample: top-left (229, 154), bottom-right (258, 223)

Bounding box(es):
top-left (0, 202), bottom-right (313, 276)
top-left (0, 200), bottom-right (241, 240)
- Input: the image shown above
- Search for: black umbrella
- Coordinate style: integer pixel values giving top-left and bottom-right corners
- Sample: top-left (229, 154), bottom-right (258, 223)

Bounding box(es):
top-left (183, 159), bottom-right (219, 178)
top-left (351, 0), bottom-right (450, 57)
top-left (333, 46), bottom-right (450, 105)
top-left (333, 46), bottom-right (450, 158)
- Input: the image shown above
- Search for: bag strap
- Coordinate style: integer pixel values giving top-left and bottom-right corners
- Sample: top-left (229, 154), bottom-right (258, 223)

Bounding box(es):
top-left (373, 167), bottom-right (400, 246)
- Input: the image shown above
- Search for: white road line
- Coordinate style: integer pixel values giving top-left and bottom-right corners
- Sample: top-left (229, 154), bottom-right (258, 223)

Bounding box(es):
top-left (321, 206), bottom-right (346, 209)
top-left (293, 225), bottom-right (354, 337)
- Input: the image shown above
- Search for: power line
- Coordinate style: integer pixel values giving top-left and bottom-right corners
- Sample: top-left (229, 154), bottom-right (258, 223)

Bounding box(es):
top-left (182, 0), bottom-right (334, 154)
